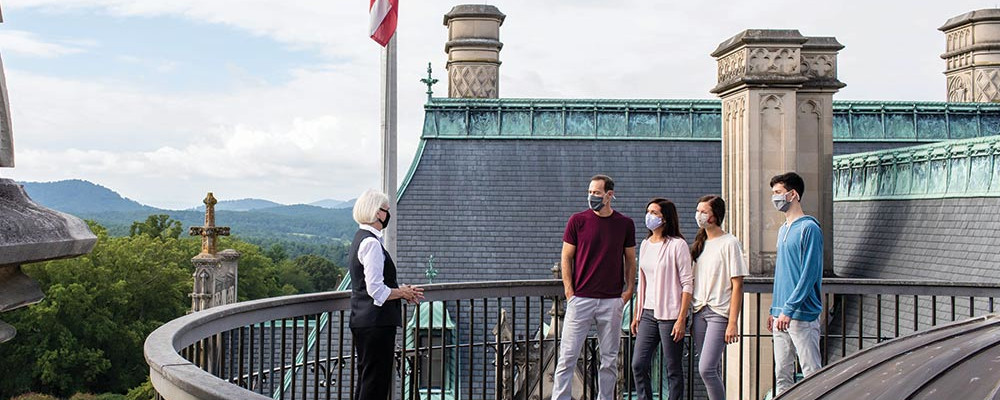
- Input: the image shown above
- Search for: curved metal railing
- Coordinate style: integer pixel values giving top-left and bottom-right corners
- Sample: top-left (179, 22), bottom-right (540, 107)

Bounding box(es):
top-left (145, 278), bottom-right (1000, 400)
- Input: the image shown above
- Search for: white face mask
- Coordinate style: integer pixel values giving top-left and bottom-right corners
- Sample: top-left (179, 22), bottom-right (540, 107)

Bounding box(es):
top-left (695, 211), bottom-right (710, 229)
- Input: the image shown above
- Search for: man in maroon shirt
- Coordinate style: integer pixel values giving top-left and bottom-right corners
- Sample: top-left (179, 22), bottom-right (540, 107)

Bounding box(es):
top-left (552, 174), bottom-right (637, 400)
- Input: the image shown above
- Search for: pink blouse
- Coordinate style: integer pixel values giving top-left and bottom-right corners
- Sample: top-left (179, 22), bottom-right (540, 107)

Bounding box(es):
top-left (636, 236), bottom-right (694, 321)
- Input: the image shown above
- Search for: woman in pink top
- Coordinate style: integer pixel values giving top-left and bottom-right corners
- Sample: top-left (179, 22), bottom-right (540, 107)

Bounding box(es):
top-left (629, 198), bottom-right (693, 400)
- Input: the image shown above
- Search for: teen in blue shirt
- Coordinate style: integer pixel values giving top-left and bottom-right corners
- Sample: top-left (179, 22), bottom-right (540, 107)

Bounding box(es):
top-left (767, 172), bottom-right (823, 396)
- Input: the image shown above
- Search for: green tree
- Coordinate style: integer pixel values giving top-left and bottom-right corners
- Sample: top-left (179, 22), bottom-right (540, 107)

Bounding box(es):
top-left (295, 254), bottom-right (345, 291)
top-left (128, 214), bottom-right (182, 240)
top-left (264, 243), bottom-right (287, 263)
top-left (0, 218), bottom-right (293, 399)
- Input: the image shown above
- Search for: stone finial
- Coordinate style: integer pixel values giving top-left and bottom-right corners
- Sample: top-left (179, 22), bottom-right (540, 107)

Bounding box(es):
top-left (189, 192), bottom-right (230, 258)
top-left (443, 4), bottom-right (505, 98)
top-left (940, 9), bottom-right (1000, 102)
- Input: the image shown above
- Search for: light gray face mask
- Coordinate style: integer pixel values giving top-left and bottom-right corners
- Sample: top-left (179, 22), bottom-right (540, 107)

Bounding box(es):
top-left (695, 212), bottom-right (710, 228)
top-left (588, 194), bottom-right (605, 212)
top-left (772, 192), bottom-right (792, 212)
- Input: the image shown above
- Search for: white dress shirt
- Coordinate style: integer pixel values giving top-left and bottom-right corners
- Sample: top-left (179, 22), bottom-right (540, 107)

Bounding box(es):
top-left (358, 224), bottom-right (391, 306)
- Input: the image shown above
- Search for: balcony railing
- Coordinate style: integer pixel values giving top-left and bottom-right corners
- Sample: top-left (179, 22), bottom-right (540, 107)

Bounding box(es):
top-left (145, 278), bottom-right (1000, 400)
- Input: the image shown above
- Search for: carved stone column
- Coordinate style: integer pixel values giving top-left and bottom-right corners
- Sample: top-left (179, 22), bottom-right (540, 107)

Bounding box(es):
top-left (941, 9), bottom-right (1000, 102)
top-left (711, 29), bottom-right (843, 399)
top-left (712, 29), bottom-right (810, 276)
top-left (443, 4), bottom-right (505, 98)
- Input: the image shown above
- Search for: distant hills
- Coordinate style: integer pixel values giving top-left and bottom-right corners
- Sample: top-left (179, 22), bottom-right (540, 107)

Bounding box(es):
top-left (20, 179), bottom-right (155, 214)
top-left (18, 180), bottom-right (358, 243)
top-left (189, 198), bottom-right (355, 212)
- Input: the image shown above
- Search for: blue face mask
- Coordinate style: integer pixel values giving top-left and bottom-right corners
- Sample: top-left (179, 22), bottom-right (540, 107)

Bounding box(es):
top-left (645, 213), bottom-right (663, 230)
top-left (588, 194), bottom-right (605, 212)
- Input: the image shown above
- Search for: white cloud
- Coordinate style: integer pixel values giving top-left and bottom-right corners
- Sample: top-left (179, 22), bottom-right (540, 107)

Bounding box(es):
top-left (0, 30), bottom-right (88, 58)
top-left (1, 0), bottom-right (993, 209)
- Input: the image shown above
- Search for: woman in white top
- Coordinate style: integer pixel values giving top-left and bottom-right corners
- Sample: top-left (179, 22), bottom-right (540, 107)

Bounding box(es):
top-left (690, 195), bottom-right (748, 400)
top-left (630, 198), bottom-right (693, 400)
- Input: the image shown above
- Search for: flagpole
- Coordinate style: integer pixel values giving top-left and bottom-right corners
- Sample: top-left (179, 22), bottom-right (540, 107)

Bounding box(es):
top-left (380, 35), bottom-right (398, 260)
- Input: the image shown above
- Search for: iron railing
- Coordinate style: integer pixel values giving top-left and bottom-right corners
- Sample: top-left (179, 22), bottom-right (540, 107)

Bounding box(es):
top-left (145, 278), bottom-right (1000, 400)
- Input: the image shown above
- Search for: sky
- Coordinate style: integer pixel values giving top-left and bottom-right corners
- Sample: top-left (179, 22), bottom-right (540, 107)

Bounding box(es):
top-left (0, 0), bottom-right (989, 209)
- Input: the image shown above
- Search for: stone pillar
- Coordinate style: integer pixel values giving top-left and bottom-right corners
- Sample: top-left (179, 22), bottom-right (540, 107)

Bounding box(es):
top-left (940, 9), bottom-right (1000, 102)
top-left (711, 29), bottom-right (843, 399)
top-left (443, 5), bottom-right (505, 98)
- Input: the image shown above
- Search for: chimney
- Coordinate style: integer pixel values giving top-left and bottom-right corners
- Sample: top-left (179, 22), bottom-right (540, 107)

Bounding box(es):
top-left (941, 9), bottom-right (1000, 102)
top-left (443, 5), bottom-right (505, 98)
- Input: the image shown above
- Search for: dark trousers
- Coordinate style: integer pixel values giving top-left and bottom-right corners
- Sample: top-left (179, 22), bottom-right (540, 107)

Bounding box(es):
top-left (352, 326), bottom-right (397, 400)
top-left (631, 309), bottom-right (685, 400)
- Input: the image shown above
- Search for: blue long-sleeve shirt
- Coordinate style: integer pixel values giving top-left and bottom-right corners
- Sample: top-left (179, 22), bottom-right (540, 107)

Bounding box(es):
top-left (770, 215), bottom-right (823, 321)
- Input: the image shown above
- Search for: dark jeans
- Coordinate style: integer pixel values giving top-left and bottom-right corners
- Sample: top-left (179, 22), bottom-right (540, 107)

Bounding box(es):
top-left (631, 309), bottom-right (684, 400)
top-left (352, 326), bottom-right (397, 400)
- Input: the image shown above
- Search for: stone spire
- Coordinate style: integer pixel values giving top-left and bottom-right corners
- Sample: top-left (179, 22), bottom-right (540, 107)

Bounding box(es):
top-left (188, 193), bottom-right (238, 313)
top-left (190, 192), bottom-right (229, 259)
top-left (443, 4), bottom-right (505, 98)
top-left (940, 9), bottom-right (1000, 102)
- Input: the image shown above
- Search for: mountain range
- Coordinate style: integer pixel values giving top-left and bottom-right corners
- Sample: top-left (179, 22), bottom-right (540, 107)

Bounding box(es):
top-left (17, 180), bottom-right (358, 243)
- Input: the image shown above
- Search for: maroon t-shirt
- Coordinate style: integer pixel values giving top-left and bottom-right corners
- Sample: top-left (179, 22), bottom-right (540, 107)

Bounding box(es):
top-left (562, 209), bottom-right (636, 298)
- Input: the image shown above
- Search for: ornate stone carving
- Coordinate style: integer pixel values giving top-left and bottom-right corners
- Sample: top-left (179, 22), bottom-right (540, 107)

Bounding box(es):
top-left (449, 65), bottom-right (499, 98)
top-left (760, 94), bottom-right (784, 111)
top-left (717, 49), bottom-right (747, 85)
top-left (947, 53), bottom-right (972, 71)
top-left (798, 99), bottom-right (822, 117)
top-left (801, 54), bottom-right (836, 79)
top-left (974, 69), bottom-right (1000, 102)
top-left (747, 48), bottom-right (799, 75)
top-left (948, 74), bottom-right (972, 102)
top-left (946, 27), bottom-right (972, 53)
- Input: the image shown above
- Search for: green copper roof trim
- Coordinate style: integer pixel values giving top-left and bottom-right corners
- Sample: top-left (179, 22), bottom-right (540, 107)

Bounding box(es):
top-left (833, 134), bottom-right (1000, 201)
top-left (396, 137), bottom-right (427, 201)
top-left (422, 98), bottom-right (1000, 142)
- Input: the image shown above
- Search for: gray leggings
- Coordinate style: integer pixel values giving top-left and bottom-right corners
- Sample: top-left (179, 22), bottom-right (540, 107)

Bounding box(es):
top-left (692, 308), bottom-right (729, 400)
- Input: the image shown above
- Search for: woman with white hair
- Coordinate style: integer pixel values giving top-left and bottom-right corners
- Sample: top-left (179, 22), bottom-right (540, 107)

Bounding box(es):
top-left (349, 188), bottom-right (423, 400)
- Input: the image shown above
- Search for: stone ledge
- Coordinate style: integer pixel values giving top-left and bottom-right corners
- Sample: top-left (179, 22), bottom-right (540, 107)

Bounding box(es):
top-left (940, 8), bottom-right (1000, 32)
top-left (711, 29), bottom-right (807, 58)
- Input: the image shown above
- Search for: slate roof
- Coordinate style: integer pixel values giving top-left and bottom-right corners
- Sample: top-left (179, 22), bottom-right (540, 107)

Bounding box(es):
top-left (393, 98), bottom-right (991, 284)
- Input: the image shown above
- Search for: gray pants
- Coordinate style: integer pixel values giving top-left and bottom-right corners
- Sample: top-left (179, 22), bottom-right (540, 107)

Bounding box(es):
top-left (692, 308), bottom-right (728, 400)
top-left (631, 309), bottom-right (684, 400)
top-left (773, 318), bottom-right (822, 396)
top-left (553, 296), bottom-right (624, 400)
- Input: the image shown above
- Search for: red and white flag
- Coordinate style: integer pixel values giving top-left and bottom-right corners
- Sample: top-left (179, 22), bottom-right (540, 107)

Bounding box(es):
top-left (369, 0), bottom-right (397, 46)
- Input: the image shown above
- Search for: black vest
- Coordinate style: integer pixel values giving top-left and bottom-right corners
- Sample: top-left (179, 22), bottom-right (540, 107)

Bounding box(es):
top-left (349, 229), bottom-right (402, 328)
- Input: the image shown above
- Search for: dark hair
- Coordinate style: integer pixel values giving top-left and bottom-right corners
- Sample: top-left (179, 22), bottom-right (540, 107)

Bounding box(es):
top-left (691, 195), bottom-right (726, 262)
top-left (646, 198), bottom-right (683, 240)
top-left (770, 172), bottom-right (805, 200)
top-left (591, 174), bottom-right (614, 192)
